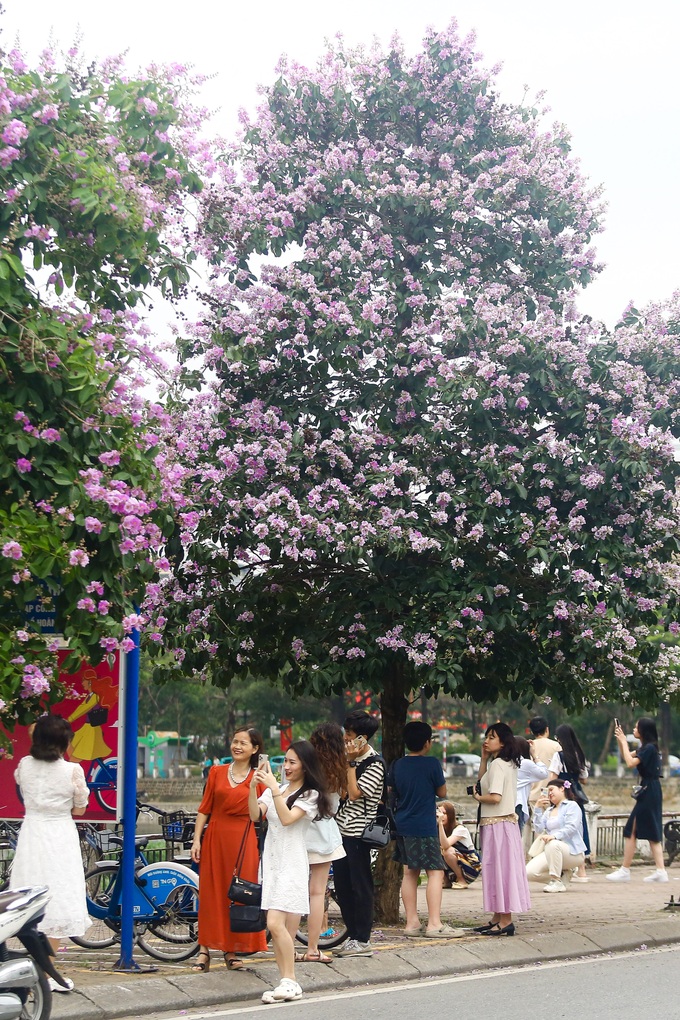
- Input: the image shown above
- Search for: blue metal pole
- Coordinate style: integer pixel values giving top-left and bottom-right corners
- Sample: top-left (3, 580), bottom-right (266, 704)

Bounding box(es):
top-left (114, 627), bottom-right (141, 971)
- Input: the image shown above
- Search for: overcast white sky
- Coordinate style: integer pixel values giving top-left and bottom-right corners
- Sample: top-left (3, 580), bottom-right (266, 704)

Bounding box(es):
top-left (4, 0), bottom-right (679, 327)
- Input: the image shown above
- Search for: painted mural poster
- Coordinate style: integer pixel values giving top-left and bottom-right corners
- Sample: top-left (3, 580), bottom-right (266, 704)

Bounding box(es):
top-left (0, 650), bottom-right (123, 821)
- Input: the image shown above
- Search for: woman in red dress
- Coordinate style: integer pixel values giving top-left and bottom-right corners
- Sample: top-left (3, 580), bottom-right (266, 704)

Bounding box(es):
top-left (190, 727), bottom-right (266, 971)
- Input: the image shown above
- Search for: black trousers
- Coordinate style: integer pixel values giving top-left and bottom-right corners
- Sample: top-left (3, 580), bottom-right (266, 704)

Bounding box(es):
top-left (333, 835), bottom-right (374, 943)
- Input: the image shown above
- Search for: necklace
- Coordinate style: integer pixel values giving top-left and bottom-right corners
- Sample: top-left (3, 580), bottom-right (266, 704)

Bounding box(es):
top-left (229, 762), bottom-right (250, 785)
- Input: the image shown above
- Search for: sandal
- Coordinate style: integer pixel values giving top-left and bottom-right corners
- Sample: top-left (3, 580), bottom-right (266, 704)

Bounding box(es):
top-left (192, 950), bottom-right (210, 973)
top-left (225, 954), bottom-right (254, 972)
top-left (295, 950), bottom-right (332, 964)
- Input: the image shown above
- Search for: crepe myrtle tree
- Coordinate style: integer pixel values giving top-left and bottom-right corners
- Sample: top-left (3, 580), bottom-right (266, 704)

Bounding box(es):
top-left (146, 24), bottom-right (680, 918)
top-left (0, 40), bottom-right (206, 736)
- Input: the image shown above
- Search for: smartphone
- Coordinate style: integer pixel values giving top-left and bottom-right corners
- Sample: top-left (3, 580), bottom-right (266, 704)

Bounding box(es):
top-left (540, 788), bottom-right (549, 797)
top-left (614, 718), bottom-right (620, 729)
top-left (258, 753), bottom-right (269, 769)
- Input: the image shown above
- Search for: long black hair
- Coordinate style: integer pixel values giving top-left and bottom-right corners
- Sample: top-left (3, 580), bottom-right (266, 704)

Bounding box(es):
top-left (636, 717), bottom-right (659, 749)
top-left (284, 740), bottom-right (332, 819)
top-left (554, 724), bottom-right (587, 775)
top-left (485, 722), bottom-right (522, 768)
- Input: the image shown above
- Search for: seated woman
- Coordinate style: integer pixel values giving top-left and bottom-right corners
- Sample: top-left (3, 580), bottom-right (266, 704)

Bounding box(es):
top-left (526, 779), bottom-right (586, 893)
top-left (437, 801), bottom-right (480, 890)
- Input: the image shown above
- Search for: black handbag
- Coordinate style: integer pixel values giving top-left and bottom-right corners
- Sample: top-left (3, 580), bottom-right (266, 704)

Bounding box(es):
top-left (228, 821), bottom-right (262, 905)
top-left (230, 902), bottom-right (266, 932)
top-left (360, 814), bottom-right (392, 848)
top-left (631, 784), bottom-right (647, 800)
top-left (87, 705), bottom-right (108, 726)
top-left (358, 755), bottom-right (393, 848)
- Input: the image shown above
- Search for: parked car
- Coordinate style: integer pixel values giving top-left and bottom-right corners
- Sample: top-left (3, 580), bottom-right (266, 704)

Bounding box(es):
top-left (446, 753), bottom-right (481, 769)
top-left (668, 754), bottom-right (680, 775)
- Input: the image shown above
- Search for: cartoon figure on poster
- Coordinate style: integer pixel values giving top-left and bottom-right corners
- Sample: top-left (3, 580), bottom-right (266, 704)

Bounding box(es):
top-left (66, 668), bottom-right (117, 763)
top-left (63, 664), bottom-right (120, 817)
top-left (0, 652), bottom-right (122, 821)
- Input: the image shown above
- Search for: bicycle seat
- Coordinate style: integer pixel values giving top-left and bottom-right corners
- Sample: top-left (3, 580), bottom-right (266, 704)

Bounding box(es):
top-left (105, 834), bottom-right (151, 849)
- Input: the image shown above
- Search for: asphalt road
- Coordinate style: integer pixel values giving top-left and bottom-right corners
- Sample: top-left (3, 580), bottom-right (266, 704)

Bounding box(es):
top-left (111, 942), bottom-right (680, 1020)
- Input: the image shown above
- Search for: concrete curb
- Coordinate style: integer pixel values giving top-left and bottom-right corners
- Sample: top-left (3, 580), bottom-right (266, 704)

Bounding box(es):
top-left (51, 922), bottom-right (680, 1019)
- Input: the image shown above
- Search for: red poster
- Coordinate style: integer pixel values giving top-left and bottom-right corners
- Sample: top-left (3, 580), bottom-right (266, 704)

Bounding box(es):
top-left (0, 650), bottom-right (123, 821)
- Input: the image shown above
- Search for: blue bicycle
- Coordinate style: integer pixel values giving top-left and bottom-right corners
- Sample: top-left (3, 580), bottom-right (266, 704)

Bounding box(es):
top-left (71, 804), bottom-right (199, 962)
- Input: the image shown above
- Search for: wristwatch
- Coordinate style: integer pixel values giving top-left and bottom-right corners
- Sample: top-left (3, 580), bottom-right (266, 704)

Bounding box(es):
top-left (348, 762), bottom-right (357, 768)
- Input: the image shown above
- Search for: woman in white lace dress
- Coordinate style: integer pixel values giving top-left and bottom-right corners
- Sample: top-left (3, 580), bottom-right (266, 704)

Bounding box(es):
top-left (249, 740), bottom-right (331, 1005)
top-left (10, 715), bottom-right (90, 993)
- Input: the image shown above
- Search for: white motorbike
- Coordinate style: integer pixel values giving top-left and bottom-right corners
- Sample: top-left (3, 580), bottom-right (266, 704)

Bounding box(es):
top-left (0, 886), bottom-right (68, 1020)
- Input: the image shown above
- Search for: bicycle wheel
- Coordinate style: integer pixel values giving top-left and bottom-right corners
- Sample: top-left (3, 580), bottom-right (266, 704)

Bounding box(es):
top-left (78, 825), bottom-right (103, 873)
top-left (296, 885), bottom-right (348, 949)
top-left (0, 845), bottom-right (13, 892)
top-left (93, 758), bottom-right (118, 815)
top-left (71, 864), bottom-right (120, 949)
top-left (137, 883), bottom-right (199, 962)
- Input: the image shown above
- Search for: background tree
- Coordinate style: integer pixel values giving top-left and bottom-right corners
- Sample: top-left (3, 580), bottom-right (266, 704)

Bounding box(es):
top-left (147, 25), bottom-right (680, 918)
top-left (138, 657), bottom-right (339, 758)
top-left (0, 37), bottom-right (203, 733)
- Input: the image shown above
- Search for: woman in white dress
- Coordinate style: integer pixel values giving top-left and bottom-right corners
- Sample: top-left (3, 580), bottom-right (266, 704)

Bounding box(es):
top-left (10, 715), bottom-right (90, 993)
top-left (249, 740), bottom-right (331, 1004)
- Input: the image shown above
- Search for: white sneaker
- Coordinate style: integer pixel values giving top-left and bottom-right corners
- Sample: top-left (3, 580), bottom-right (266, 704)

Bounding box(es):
top-left (606, 867), bottom-right (631, 882)
top-left (543, 878), bottom-right (567, 893)
top-left (335, 938), bottom-right (373, 957)
top-left (48, 977), bottom-right (74, 994)
top-left (643, 870), bottom-right (669, 883)
top-left (261, 979), bottom-right (303, 1004)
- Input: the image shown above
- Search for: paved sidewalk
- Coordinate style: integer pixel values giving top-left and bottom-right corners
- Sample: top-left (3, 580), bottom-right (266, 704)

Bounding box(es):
top-left (51, 863), bottom-right (680, 1019)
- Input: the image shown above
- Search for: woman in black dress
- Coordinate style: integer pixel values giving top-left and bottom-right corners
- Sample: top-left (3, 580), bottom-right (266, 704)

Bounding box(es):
top-left (607, 717), bottom-right (667, 883)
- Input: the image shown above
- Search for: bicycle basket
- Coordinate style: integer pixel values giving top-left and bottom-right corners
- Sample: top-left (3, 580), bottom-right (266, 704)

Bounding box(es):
top-left (161, 811), bottom-right (187, 841)
top-left (97, 829), bottom-right (119, 854)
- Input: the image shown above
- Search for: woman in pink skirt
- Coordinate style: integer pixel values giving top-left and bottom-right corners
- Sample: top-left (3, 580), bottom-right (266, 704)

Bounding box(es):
top-left (472, 722), bottom-right (530, 936)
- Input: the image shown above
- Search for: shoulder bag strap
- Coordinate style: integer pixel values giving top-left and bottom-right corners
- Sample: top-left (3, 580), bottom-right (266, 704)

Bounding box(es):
top-left (233, 820), bottom-right (253, 877)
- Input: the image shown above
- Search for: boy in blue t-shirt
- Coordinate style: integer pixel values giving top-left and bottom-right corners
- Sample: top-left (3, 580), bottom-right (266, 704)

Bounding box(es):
top-left (388, 721), bottom-right (455, 937)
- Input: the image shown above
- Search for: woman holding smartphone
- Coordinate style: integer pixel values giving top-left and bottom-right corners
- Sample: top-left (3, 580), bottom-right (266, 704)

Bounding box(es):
top-left (190, 727), bottom-right (267, 972)
top-left (472, 722), bottom-right (530, 936)
top-left (526, 780), bottom-right (587, 891)
top-left (607, 717), bottom-right (667, 883)
top-left (250, 740), bottom-right (331, 1004)
top-left (547, 724), bottom-right (590, 880)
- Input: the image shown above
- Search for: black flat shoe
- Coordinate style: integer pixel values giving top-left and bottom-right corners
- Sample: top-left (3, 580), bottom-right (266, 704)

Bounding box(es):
top-left (481, 922), bottom-right (515, 937)
top-left (472, 922), bottom-right (495, 933)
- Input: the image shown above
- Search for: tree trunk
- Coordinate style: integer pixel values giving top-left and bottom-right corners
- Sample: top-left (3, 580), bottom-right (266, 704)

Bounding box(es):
top-left (599, 718), bottom-right (614, 765)
top-left (420, 688), bottom-right (429, 724)
top-left (660, 701), bottom-right (672, 767)
top-left (331, 694), bottom-right (346, 726)
top-left (225, 696), bottom-right (237, 752)
top-left (373, 660), bottom-right (411, 925)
